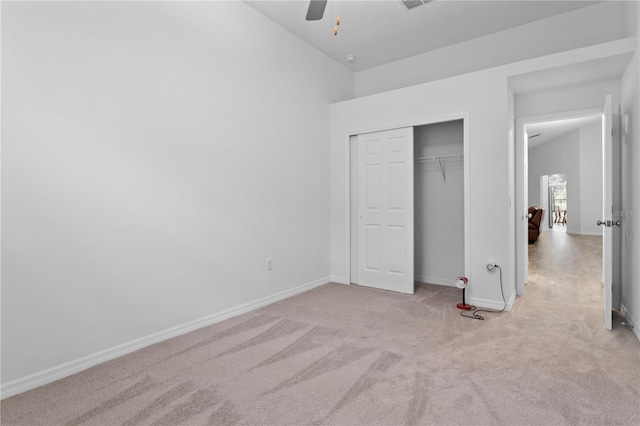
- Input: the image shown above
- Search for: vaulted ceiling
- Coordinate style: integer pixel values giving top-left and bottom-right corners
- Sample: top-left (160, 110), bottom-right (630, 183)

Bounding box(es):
top-left (245, 1), bottom-right (600, 71)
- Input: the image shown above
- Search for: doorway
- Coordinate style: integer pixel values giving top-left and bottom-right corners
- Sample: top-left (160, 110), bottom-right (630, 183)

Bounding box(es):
top-left (515, 96), bottom-right (615, 329)
top-left (544, 173), bottom-right (567, 231)
top-left (516, 108), bottom-right (603, 293)
top-left (348, 116), bottom-right (469, 295)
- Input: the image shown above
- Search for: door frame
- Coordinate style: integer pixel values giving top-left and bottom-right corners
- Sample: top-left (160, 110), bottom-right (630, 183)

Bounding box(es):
top-left (346, 113), bottom-right (470, 287)
top-left (540, 175), bottom-right (550, 230)
top-left (515, 107), bottom-right (603, 297)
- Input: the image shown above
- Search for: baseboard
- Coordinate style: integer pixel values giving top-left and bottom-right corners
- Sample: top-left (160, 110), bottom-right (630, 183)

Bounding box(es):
top-left (621, 304), bottom-right (640, 342)
top-left (414, 275), bottom-right (456, 287)
top-left (566, 231), bottom-right (602, 236)
top-left (0, 276), bottom-right (331, 400)
top-left (469, 290), bottom-right (516, 312)
top-left (330, 276), bottom-right (349, 284)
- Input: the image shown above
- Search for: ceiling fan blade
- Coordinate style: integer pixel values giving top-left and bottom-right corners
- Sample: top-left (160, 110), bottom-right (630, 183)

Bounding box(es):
top-left (306, 0), bottom-right (327, 21)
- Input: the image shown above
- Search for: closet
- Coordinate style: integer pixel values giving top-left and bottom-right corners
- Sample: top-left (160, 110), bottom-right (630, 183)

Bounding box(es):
top-left (350, 119), bottom-right (466, 293)
top-left (414, 120), bottom-right (465, 286)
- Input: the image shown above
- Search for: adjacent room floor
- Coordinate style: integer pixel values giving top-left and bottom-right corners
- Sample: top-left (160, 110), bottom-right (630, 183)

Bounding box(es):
top-left (527, 229), bottom-right (603, 307)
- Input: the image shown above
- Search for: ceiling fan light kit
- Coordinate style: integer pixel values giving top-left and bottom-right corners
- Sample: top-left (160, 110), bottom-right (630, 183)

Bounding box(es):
top-left (306, 0), bottom-right (341, 36)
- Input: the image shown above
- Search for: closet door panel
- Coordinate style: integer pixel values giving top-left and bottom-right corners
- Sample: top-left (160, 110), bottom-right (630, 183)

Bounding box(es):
top-left (364, 225), bottom-right (381, 272)
top-left (357, 127), bottom-right (414, 294)
top-left (365, 164), bottom-right (380, 210)
top-left (388, 162), bottom-right (405, 210)
top-left (388, 225), bottom-right (405, 274)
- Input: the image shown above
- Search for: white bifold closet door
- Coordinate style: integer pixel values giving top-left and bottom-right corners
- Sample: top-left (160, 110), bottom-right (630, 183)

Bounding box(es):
top-left (357, 127), bottom-right (414, 294)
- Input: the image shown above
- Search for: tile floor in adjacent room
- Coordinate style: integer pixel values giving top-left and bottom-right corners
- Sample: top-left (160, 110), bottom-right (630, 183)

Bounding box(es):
top-left (527, 229), bottom-right (603, 307)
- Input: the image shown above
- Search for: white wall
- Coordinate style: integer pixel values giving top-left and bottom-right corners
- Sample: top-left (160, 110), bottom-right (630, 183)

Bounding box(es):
top-left (515, 79), bottom-right (622, 118)
top-left (528, 130), bottom-right (582, 234)
top-left (527, 124), bottom-right (603, 236)
top-left (1, 1), bottom-right (354, 391)
top-left (332, 70), bottom-right (513, 310)
top-left (355, 1), bottom-right (624, 98)
top-left (620, 0), bottom-right (640, 339)
top-left (414, 121), bottom-right (464, 285)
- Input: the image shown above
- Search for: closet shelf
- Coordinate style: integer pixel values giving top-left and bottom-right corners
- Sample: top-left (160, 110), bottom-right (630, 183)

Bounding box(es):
top-left (415, 154), bottom-right (463, 182)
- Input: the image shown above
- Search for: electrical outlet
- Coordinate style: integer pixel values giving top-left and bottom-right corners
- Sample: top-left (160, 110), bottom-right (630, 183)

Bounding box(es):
top-left (487, 263), bottom-right (495, 272)
top-left (266, 258), bottom-right (273, 271)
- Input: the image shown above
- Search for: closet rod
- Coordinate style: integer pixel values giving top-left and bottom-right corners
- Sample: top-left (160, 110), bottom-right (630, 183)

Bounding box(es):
top-left (414, 154), bottom-right (464, 162)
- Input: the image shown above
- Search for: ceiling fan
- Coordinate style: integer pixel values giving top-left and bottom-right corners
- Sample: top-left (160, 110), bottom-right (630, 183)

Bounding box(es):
top-left (305, 0), bottom-right (328, 21)
top-left (306, 0), bottom-right (431, 20)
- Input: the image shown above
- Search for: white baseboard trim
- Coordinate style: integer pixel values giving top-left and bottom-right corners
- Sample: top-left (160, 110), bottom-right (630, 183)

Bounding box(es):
top-left (621, 304), bottom-right (640, 342)
top-left (330, 276), bottom-right (349, 284)
top-left (0, 276), bottom-right (331, 400)
top-left (566, 231), bottom-right (603, 236)
top-left (469, 290), bottom-right (516, 312)
top-left (414, 275), bottom-right (456, 287)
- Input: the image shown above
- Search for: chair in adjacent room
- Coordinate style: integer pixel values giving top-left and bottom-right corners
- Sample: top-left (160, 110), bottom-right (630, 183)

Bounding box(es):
top-left (528, 206), bottom-right (545, 244)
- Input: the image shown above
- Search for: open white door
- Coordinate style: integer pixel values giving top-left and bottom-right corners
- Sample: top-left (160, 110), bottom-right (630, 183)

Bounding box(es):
top-left (357, 127), bottom-right (414, 294)
top-left (601, 95), bottom-right (613, 330)
top-left (516, 121), bottom-right (530, 296)
top-left (523, 130), bottom-right (529, 284)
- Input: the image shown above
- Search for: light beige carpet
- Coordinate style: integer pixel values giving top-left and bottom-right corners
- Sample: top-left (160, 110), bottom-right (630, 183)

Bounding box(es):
top-left (2, 233), bottom-right (639, 425)
top-left (2, 283), bottom-right (639, 425)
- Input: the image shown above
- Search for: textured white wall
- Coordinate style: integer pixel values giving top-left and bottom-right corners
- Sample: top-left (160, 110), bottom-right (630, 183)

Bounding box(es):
top-left (1, 1), bottom-right (354, 387)
top-left (355, 2), bottom-right (624, 98)
top-left (414, 121), bottom-right (464, 285)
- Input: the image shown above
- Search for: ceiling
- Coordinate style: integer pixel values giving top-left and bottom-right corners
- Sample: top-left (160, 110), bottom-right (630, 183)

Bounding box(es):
top-left (526, 115), bottom-right (602, 149)
top-left (245, 0), bottom-right (600, 72)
